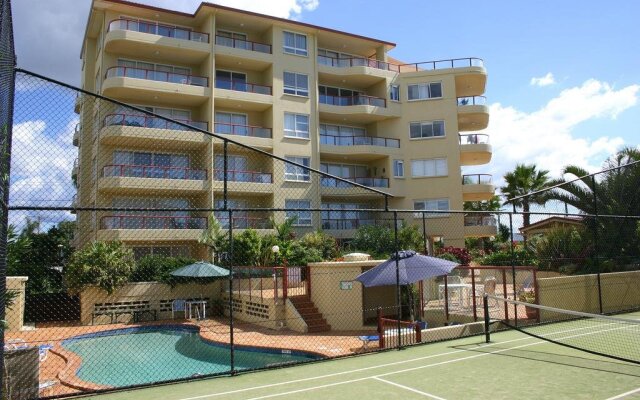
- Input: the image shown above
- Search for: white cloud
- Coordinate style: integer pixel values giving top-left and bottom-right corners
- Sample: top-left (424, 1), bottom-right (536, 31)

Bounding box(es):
top-left (142, 0), bottom-right (319, 18)
top-left (530, 72), bottom-right (556, 87)
top-left (464, 79), bottom-right (640, 191)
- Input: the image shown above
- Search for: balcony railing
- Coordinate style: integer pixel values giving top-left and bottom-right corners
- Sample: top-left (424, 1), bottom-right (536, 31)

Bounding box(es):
top-left (215, 216), bottom-right (271, 229)
top-left (108, 18), bottom-right (209, 43)
top-left (319, 94), bottom-right (386, 108)
top-left (320, 134), bottom-right (400, 148)
top-left (215, 35), bottom-right (271, 54)
top-left (214, 169), bottom-right (272, 183)
top-left (103, 164), bottom-right (207, 180)
top-left (462, 174), bottom-right (492, 185)
top-left (317, 56), bottom-right (400, 72)
top-left (104, 113), bottom-right (208, 131)
top-left (106, 66), bottom-right (209, 87)
top-left (464, 215), bottom-right (497, 227)
top-left (398, 57), bottom-right (484, 73)
top-left (321, 218), bottom-right (401, 230)
top-left (459, 134), bottom-right (490, 145)
top-left (321, 176), bottom-right (389, 188)
top-left (213, 122), bottom-right (272, 138)
top-left (102, 215), bottom-right (207, 230)
top-left (457, 96), bottom-right (487, 106)
top-left (214, 78), bottom-right (272, 95)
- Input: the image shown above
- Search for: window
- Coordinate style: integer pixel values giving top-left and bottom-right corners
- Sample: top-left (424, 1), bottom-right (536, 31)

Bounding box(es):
top-left (393, 160), bottom-right (404, 178)
top-left (283, 72), bottom-right (309, 96)
top-left (410, 120), bottom-right (445, 139)
top-left (321, 202), bottom-right (368, 230)
top-left (216, 30), bottom-right (248, 49)
top-left (411, 158), bottom-right (448, 177)
top-left (285, 200), bottom-right (312, 226)
top-left (116, 59), bottom-right (191, 83)
top-left (284, 113), bottom-right (309, 139)
top-left (132, 246), bottom-right (189, 260)
top-left (285, 156), bottom-right (310, 182)
top-left (407, 82), bottom-right (442, 100)
top-left (390, 85), bottom-right (400, 101)
top-left (215, 112), bottom-right (248, 135)
top-left (215, 70), bottom-right (247, 90)
top-left (319, 124), bottom-right (366, 145)
top-left (318, 85), bottom-right (362, 105)
top-left (283, 31), bottom-right (307, 56)
top-left (414, 198), bottom-right (450, 218)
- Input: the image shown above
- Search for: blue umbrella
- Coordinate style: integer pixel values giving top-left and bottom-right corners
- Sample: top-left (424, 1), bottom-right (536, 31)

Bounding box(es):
top-left (171, 261), bottom-right (230, 278)
top-left (355, 250), bottom-right (458, 287)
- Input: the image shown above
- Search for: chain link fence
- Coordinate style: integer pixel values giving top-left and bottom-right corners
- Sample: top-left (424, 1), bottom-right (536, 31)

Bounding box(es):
top-left (2, 8), bottom-right (640, 399)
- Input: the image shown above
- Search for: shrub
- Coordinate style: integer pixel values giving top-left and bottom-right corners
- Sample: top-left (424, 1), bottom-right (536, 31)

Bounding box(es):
top-left (436, 246), bottom-right (472, 265)
top-left (131, 255), bottom-right (196, 285)
top-left (437, 253), bottom-right (459, 263)
top-left (300, 231), bottom-right (339, 260)
top-left (349, 225), bottom-right (394, 258)
top-left (530, 226), bottom-right (591, 272)
top-left (229, 229), bottom-right (262, 266)
top-left (65, 241), bottom-right (135, 294)
top-left (398, 223), bottom-right (425, 253)
top-left (283, 241), bottom-right (323, 266)
top-left (479, 247), bottom-right (538, 267)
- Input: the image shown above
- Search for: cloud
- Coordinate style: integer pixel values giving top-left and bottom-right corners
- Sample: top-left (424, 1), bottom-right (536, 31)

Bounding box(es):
top-left (464, 79), bottom-right (639, 191)
top-left (530, 73), bottom-right (556, 87)
top-left (12, 0), bottom-right (319, 85)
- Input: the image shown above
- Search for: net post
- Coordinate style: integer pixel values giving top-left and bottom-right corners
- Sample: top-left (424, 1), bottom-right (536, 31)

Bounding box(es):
top-left (377, 307), bottom-right (384, 348)
top-left (591, 175), bottom-right (603, 314)
top-left (509, 212), bottom-right (517, 327)
top-left (393, 210), bottom-right (401, 349)
top-left (471, 267), bottom-right (477, 321)
top-left (422, 211), bottom-right (427, 254)
top-left (483, 294), bottom-right (490, 343)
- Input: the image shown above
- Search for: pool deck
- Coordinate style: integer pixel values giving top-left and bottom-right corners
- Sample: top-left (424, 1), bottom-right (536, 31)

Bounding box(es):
top-left (8, 318), bottom-right (378, 397)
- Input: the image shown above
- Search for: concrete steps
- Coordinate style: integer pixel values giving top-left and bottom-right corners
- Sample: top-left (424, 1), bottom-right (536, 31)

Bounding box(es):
top-left (289, 296), bottom-right (331, 333)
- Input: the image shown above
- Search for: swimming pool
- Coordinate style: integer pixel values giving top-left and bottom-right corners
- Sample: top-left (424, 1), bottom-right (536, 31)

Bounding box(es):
top-left (62, 326), bottom-right (319, 387)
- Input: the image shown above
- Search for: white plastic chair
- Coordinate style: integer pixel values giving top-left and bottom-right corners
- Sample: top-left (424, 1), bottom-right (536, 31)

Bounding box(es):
top-left (172, 299), bottom-right (186, 319)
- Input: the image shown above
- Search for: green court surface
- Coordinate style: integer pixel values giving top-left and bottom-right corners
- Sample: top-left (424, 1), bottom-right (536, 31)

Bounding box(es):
top-left (92, 312), bottom-right (640, 400)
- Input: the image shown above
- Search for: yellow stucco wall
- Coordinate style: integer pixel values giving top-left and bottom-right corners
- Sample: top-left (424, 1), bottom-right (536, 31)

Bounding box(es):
top-left (5, 277), bottom-right (28, 332)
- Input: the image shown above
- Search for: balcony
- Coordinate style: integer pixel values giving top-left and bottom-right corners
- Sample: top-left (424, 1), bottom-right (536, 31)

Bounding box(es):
top-left (321, 218), bottom-right (401, 238)
top-left (98, 215), bottom-right (206, 242)
top-left (105, 18), bottom-right (210, 64)
top-left (212, 169), bottom-right (273, 195)
top-left (103, 67), bottom-right (209, 106)
top-left (457, 96), bottom-right (489, 131)
top-left (99, 164), bottom-right (209, 195)
top-left (317, 56), bottom-right (397, 86)
top-left (212, 122), bottom-right (273, 149)
top-left (214, 35), bottom-right (273, 71)
top-left (398, 57), bottom-right (487, 97)
top-left (320, 134), bottom-right (400, 161)
top-left (464, 214), bottom-right (498, 237)
top-left (72, 158), bottom-right (78, 180)
top-left (462, 174), bottom-right (495, 201)
top-left (318, 94), bottom-right (399, 123)
top-left (73, 124), bottom-right (80, 146)
top-left (321, 176), bottom-right (389, 188)
top-left (74, 94), bottom-right (82, 114)
top-left (100, 113), bottom-right (210, 150)
top-left (214, 79), bottom-right (273, 111)
top-left (216, 216), bottom-right (272, 230)
top-left (459, 134), bottom-right (492, 166)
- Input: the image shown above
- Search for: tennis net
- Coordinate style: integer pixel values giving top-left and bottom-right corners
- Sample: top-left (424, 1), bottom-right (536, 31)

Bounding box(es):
top-left (483, 294), bottom-right (640, 365)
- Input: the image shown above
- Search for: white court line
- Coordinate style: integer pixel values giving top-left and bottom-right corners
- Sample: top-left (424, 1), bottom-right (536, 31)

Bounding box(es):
top-left (372, 377), bottom-right (446, 400)
top-left (177, 320), bottom-right (623, 400)
top-left (242, 324), bottom-right (635, 400)
top-left (604, 387), bottom-right (640, 400)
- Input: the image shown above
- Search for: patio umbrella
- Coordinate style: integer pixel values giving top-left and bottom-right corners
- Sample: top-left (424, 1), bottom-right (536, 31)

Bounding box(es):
top-left (355, 250), bottom-right (458, 287)
top-left (170, 261), bottom-right (230, 278)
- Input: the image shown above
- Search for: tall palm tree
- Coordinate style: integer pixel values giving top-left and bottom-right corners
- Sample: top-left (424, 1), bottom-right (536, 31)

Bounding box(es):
top-left (500, 164), bottom-right (551, 227)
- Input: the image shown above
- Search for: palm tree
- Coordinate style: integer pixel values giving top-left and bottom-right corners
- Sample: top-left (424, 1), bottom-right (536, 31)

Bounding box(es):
top-left (199, 213), bottom-right (229, 264)
top-left (546, 148), bottom-right (640, 264)
top-left (501, 164), bottom-right (551, 227)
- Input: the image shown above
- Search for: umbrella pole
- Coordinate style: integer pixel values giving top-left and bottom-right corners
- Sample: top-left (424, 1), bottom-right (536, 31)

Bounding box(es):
top-left (394, 211), bottom-right (401, 348)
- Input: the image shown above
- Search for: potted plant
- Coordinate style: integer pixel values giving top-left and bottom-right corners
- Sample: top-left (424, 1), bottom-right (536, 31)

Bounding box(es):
top-left (518, 290), bottom-right (538, 320)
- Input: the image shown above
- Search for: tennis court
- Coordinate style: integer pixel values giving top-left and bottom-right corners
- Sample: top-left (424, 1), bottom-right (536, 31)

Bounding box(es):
top-left (92, 308), bottom-right (640, 400)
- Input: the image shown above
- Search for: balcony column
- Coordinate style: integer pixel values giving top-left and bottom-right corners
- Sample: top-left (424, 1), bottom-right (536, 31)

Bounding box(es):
top-left (375, 45), bottom-right (387, 63)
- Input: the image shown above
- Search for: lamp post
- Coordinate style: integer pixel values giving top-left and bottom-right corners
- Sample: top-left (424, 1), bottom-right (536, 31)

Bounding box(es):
top-left (271, 245), bottom-right (280, 303)
top-left (271, 245), bottom-right (280, 267)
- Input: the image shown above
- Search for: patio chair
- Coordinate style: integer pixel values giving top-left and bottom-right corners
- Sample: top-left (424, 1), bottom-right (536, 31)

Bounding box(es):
top-left (172, 299), bottom-right (187, 319)
top-left (357, 335), bottom-right (379, 351)
top-left (475, 277), bottom-right (498, 308)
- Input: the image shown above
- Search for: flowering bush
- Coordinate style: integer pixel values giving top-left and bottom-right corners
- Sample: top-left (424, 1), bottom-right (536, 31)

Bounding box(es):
top-left (436, 246), bottom-right (472, 265)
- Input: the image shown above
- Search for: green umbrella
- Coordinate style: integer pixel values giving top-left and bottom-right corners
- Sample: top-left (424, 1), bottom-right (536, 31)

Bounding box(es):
top-left (170, 261), bottom-right (230, 278)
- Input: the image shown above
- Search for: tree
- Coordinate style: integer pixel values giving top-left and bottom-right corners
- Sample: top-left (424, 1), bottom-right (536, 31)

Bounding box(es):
top-left (501, 164), bottom-right (551, 227)
top-left (65, 241), bottom-right (135, 294)
top-left (199, 213), bottom-right (229, 264)
top-left (546, 148), bottom-right (640, 266)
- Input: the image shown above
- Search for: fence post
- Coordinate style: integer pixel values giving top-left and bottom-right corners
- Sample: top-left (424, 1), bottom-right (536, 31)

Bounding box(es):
top-left (509, 212), bottom-right (517, 327)
top-left (223, 140), bottom-right (228, 210)
top-left (228, 209), bottom-right (235, 375)
top-left (591, 175), bottom-right (603, 314)
top-left (393, 210), bottom-right (401, 349)
top-left (0, 4), bottom-right (17, 393)
top-left (422, 212), bottom-right (427, 254)
top-left (471, 267), bottom-right (477, 321)
top-left (377, 307), bottom-right (384, 348)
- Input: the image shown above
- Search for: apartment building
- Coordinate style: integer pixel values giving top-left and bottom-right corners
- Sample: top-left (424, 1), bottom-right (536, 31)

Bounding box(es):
top-left (74, 0), bottom-right (495, 258)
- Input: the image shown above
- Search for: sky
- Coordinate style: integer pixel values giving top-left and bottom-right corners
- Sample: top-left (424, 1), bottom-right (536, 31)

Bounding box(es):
top-left (8, 0), bottom-right (640, 219)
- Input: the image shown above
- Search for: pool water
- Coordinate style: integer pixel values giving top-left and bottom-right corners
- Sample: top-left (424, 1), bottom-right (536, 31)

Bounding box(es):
top-left (62, 327), bottom-right (318, 387)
